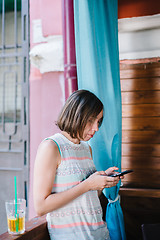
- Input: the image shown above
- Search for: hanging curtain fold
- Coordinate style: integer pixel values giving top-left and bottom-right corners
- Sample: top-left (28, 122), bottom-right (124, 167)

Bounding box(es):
top-left (73, 0), bottom-right (126, 239)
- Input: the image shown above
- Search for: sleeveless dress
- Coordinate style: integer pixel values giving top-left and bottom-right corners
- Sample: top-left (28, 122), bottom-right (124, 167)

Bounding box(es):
top-left (46, 133), bottom-right (110, 240)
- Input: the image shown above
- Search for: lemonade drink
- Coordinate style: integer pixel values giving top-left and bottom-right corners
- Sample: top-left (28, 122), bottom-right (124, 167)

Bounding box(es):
top-left (7, 213), bottom-right (25, 234)
top-left (5, 199), bottom-right (26, 235)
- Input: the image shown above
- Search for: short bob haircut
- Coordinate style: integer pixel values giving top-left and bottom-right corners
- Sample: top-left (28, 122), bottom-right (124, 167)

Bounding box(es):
top-left (56, 89), bottom-right (104, 139)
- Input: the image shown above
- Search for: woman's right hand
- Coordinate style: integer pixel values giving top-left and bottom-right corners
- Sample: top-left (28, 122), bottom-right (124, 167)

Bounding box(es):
top-left (85, 171), bottom-right (120, 191)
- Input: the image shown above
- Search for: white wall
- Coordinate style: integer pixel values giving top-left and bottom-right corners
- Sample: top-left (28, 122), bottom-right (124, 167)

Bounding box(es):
top-left (118, 14), bottom-right (160, 60)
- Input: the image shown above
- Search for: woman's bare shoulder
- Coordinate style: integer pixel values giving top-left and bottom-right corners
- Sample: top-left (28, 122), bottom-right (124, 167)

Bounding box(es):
top-left (35, 139), bottom-right (61, 166)
top-left (38, 139), bottom-right (58, 151)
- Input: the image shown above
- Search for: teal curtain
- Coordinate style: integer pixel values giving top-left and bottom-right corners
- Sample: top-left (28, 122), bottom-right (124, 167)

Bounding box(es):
top-left (74, 0), bottom-right (126, 239)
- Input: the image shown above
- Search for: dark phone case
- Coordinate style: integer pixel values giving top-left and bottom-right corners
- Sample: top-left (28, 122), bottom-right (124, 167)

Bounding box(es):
top-left (110, 169), bottom-right (133, 177)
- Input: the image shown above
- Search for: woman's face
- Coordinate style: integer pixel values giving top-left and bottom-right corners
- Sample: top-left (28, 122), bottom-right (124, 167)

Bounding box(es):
top-left (82, 110), bottom-right (103, 141)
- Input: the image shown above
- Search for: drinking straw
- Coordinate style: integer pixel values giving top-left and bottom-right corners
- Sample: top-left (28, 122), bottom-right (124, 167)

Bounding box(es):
top-left (14, 176), bottom-right (19, 232)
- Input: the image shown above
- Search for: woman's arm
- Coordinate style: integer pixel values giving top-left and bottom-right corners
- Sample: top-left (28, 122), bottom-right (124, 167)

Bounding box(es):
top-left (33, 140), bottom-right (90, 216)
top-left (33, 140), bottom-right (120, 216)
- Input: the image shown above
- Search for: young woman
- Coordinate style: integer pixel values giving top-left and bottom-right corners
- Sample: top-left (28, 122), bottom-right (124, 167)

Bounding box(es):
top-left (33, 90), bottom-right (122, 240)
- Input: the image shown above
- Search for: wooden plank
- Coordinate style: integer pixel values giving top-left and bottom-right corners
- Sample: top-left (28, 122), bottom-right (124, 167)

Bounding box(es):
top-left (122, 104), bottom-right (160, 117)
top-left (122, 143), bottom-right (160, 157)
top-left (120, 58), bottom-right (160, 65)
top-left (122, 156), bottom-right (160, 170)
top-left (120, 68), bottom-right (160, 78)
top-left (120, 61), bottom-right (160, 71)
top-left (121, 169), bottom-right (160, 188)
top-left (121, 78), bottom-right (160, 91)
top-left (119, 188), bottom-right (160, 198)
top-left (122, 91), bottom-right (160, 104)
top-left (122, 130), bottom-right (160, 144)
top-left (120, 196), bottom-right (160, 213)
top-left (120, 64), bottom-right (160, 79)
top-left (122, 117), bottom-right (160, 130)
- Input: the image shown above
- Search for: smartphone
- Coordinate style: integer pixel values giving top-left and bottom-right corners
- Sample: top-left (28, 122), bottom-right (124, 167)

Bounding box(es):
top-left (109, 169), bottom-right (134, 177)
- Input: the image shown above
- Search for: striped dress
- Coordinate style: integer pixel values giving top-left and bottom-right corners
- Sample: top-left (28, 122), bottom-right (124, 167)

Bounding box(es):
top-left (46, 133), bottom-right (110, 240)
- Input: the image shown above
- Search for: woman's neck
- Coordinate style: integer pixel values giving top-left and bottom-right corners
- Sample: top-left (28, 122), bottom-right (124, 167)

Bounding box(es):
top-left (61, 131), bottom-right (80, 144)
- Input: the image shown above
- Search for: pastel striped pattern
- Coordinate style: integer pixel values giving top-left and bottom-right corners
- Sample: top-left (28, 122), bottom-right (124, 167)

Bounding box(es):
top-left (50, 221), bottom-right (105, 228)
top-left (61, 156), bottom-right (92, 161)
top-left (46, 133), bottom-right (110, 240)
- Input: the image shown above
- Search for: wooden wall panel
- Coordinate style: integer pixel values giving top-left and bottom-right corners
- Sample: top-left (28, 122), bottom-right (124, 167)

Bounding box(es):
top-left (120, 60), bottom-right (160, 239)
top-left (122, 91), bottom-right (160, 104)
top-left (122, 117), bottom-right (160, 130)
top-left (122, 156), bottom-right (160, 170)
top-left (122, 130), bottom-right (160, 144)
top-left (121, 169), bottom-right (160, 188)
top-left (122, 104), bottom-right (160, 117)
top-left (121, 78), bottom-right (160, 91)
top-left (122, 143), bottom-right (160, 157)
top-left (120, 62), bottom-right (160, 78)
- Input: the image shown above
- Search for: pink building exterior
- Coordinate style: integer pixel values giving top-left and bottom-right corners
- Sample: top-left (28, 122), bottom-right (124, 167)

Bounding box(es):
top-left (29, 0), bottom-right (64, 219)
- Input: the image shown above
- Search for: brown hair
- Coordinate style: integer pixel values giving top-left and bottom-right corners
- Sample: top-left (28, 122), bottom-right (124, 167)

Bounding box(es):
top-left (56, 89), bottom-right (103, 139)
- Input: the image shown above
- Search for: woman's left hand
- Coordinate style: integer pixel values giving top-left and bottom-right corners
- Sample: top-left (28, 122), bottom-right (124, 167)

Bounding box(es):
top-left (104, 166), bottom-right (124, 179)
top-left (105, 166), bottom-right (119, 176)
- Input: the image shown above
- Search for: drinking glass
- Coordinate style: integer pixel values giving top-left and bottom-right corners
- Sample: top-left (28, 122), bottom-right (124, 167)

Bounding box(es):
top-left (5, 198), bottom-right (26, 235)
